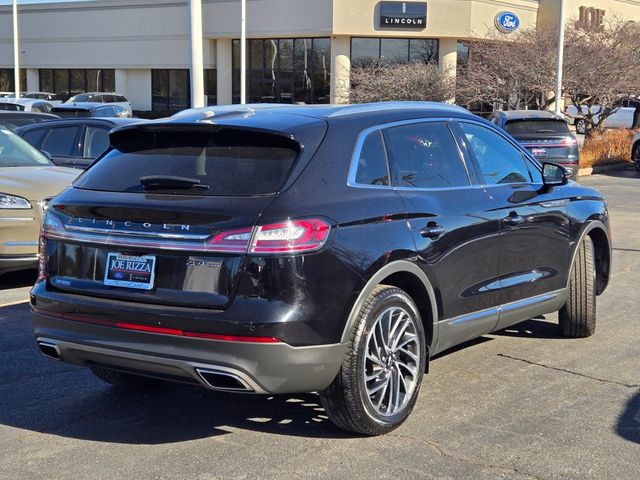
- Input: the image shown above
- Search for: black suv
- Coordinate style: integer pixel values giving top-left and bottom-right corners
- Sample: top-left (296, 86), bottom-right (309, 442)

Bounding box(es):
top-left (31, 103), bottom-right (611, 435)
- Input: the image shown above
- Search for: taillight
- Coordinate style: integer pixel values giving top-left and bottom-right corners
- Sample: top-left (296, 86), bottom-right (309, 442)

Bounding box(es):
top-left (251, 219), bottom-right (330, 253)
top-left (207, 218), bottom-right (331, 254)
top-left (36, 222), bottom-right (46, 282)
top-left (37, 212), bottom-right (66, 282)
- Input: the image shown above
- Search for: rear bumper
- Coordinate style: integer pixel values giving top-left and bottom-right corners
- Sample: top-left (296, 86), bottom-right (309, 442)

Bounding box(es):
top-left (0, 254), bottom-right (38, 276)
top-left (32, 311), bottom-right (346, 394)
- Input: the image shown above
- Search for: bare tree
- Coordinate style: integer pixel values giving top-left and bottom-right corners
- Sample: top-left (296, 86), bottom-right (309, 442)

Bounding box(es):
top-left (455, 25), bottom-right (559, 111)
top-left (350, 61), bottom-right (454, 103)
top-left (562, 17), bottom-right (640, 133)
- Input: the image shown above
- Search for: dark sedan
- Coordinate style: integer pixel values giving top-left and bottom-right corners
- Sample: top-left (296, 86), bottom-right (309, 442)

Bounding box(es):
top-left (50, 102), bottom-right (132, 119)
top-left (16, 117), bottom-right (143, 169)
top-left (489, 110), bottom-right (580, 176)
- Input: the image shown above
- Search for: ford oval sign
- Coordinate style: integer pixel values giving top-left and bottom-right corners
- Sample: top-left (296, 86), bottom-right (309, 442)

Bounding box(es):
top-left (495, 11), bottom-right (520, 34)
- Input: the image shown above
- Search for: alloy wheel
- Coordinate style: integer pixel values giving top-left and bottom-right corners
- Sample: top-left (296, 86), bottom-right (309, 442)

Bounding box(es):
top-left (363, 306), bottom-right (421, 417)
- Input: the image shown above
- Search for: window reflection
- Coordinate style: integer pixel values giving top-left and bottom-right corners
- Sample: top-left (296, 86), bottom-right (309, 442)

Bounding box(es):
top-left (352, 38), bottom-right (439, 66)
top-left (152, 69), bottom-right (190, 112)
top-left (38, 69), bottom-right (115, 99)
top-left (0, 69), bottom-right (27, 92)
top-left (232, 37), bottom-right (331, 104)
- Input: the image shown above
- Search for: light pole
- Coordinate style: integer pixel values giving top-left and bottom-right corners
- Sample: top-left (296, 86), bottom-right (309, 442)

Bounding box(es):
top-left (13, 0), bottom-right (20, 98)
top-left (554, 0), bottom-right (565, 114)
top-left (189, 0), bottom-right (205, 108)
top-left (240, 0), bottom-right (246, 104)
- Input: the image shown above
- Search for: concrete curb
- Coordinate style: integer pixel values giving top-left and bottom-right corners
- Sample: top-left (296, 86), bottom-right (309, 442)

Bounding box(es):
top-left (578, 162), bottom-right (632, 177)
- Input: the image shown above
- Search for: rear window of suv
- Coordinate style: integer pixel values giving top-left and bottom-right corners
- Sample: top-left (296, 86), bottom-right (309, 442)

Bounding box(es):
top-left (73, 129), bottom-right (300, 196)
top-left (505, 119), bottom-right (570, 135)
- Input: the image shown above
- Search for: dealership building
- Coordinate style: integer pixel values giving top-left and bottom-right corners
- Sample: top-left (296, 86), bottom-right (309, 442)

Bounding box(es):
top-left (1, 0), bottom-right (639, 113)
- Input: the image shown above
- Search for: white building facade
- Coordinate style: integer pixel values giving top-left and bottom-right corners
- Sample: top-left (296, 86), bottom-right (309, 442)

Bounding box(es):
top-left (0, 0), bottom-right (638, 112)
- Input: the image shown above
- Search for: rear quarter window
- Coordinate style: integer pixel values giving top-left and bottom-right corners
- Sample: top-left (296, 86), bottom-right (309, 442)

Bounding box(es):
top-left (74, 129), bottom-right (300, 196)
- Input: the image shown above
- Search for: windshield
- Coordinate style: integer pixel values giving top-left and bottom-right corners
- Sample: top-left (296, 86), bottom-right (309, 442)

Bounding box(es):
top-left (505, 119), bottom-right (570, 135)
top-left (0, 129), bottom-right (52, 167)
top-left (66, 93), bottom-right (96, 103)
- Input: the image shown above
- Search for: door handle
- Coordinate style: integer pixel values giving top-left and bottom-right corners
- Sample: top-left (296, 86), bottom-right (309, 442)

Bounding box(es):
top-left (503, 214), bottom-right (525, 226)
top-left (420, 224), bottom-right (446, 239)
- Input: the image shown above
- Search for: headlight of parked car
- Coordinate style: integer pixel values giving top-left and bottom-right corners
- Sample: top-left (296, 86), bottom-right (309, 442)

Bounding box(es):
top-left (0, 193), bottom-right (32, 209)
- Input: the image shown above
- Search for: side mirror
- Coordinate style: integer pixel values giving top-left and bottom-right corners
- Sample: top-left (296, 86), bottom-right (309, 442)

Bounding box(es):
top-left (40, 150), bottom-right (53, 161)
top-left (542, 162), bottom-right (569, 186)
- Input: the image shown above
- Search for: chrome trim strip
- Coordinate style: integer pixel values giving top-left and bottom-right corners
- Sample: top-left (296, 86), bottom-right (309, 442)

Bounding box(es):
top-left (64, 225), bottom-right (210, 240)
top-left (0, 217), bottom-right (34, 222)
top-left (443, 289), bottom-right (563, 325)
top-left (448, 307), bottom-right (499, 326)
top-left (1, 241), bottom-right (38, 247)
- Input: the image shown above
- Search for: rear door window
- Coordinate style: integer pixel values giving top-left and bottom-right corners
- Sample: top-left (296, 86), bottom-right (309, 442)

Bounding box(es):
top-left (74, 129), bottom-right (300, 196)
top-left (40, 126), bottom-right (81, 157)
top-left (504, 120), bottom-right (570, 135)
top-left (383, 122), bottom-right (470, 188)
top-left (22, 127), bottom-right (47, 148)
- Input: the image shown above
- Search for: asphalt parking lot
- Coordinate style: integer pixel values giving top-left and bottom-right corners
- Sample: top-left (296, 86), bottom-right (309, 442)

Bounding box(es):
top-left (0, 168), bottom-right (638, 480)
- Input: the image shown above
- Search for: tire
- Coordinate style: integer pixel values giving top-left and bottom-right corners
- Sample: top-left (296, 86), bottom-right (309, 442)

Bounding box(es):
top-left (576, 119), bottom-right (587, 135)
top-left (633, 142), bottom-right (640, 172)
top-left (559, 235), bottom-right (596, 337)
top-left (319, 285), bottom-right (426, 435)
top-left (91, 366), bottom-right (163, 390)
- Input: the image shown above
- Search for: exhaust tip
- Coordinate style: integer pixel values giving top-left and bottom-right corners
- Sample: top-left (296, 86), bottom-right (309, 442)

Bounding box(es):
top-left (37, 341), bottom-right (60, 360)
top-left (196, 368), bottom-right (253, 392)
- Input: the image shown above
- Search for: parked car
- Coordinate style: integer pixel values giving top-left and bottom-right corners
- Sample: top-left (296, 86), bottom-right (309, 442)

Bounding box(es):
top-left (64, 92), bottom-right (132, 114)
top-left (0, 92), bottom-right (14, 98)
top-left (0, 128), bottom-right (78, 277)
top-left (51, 102), bottom-right (132, 119)
top-left (0, 111), bottom-right (59, 131)
top-left (489, 110), bottom-right (580, 176)
top-left (632, 131), bottom-right (640, 171)
top-left (21, 92), bottom-right (63, 105)
top-left (31, 102), bottom-right (611, 435)
top-left (16, 117), bottom-right (143, 169)
top-left (0, 98), bottom-right (54, 113)
top-left (565, 101), bottom-right (640, 134)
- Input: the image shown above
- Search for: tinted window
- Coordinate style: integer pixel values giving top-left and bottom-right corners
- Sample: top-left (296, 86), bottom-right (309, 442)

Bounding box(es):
top-left (83, 126), bottom-right (111, 158)
top-left (0, 104), bottom-right (23, 111)
top-left (74, 130), bottom-right (300, 196)
top-left (459, 123), bottom-right (532, 185)
top-left (505, 119), bottom-right (570, 135)
top-left (0, 118), bottom-right (36, 130)
top-left (41, 126), bottom-right (80, 156)
top-left (115, 95), bottom-right (127, 102)
top-left (0, 129), bottom-right (51, 166)
top-left (354, 130), bottom-right (389, 186)
top-left (22, 128), bottom-right (46, 147)
top-left (383, 122), bottom-right (469, 188)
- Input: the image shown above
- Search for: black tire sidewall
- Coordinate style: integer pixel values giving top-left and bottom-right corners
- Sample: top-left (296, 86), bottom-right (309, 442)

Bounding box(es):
top-left (352, 290), bottom-right (426, 430)
top-left (634, 143), bottom-right (640, 171)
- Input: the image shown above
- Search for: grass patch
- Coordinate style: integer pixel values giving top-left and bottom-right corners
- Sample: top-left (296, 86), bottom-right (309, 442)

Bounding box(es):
top-left (580, 128), bottom-right (639, 169)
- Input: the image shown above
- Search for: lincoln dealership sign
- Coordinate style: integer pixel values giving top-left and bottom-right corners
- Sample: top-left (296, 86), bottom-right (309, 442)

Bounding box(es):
top-left (379, 2), bottom-right (427, 29)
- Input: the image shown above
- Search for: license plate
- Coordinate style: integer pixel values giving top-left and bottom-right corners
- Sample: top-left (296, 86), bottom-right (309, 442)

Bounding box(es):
top-left (104, 253), bottom-right (156, 290)
top-left (531, 148), bottom-right (547, 156)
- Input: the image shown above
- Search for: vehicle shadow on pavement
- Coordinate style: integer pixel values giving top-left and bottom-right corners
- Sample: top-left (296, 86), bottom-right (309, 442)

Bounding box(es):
top-left (0, 270), bottom-right (37, 290)
top-left (493, 317), bottom-right (563, 340)
top-left (616, 390), bottom-right (640, 444)
top-left (0, 305), bottom-right (357, 443)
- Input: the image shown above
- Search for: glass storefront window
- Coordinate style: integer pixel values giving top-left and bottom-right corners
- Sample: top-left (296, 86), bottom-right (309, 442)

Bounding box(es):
top-left (38, 69), bottom-right (115, 97)
top-left (0, 69), bottom-right (27, 93)
top-left (233, 37), bottom-right (331, 104)
top-left (205, 69), bottom-right (217, 105)
top-left (151, 69), bottom-right (190, 112)
top-left (352, 38), bottom-right (439, 66)
top-left (381, 39), bottom-right (410, 63)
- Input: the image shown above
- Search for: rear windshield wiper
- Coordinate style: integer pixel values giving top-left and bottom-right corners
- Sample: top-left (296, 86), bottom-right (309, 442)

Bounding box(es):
top-left (140, 175), bottom-right (210, 191)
